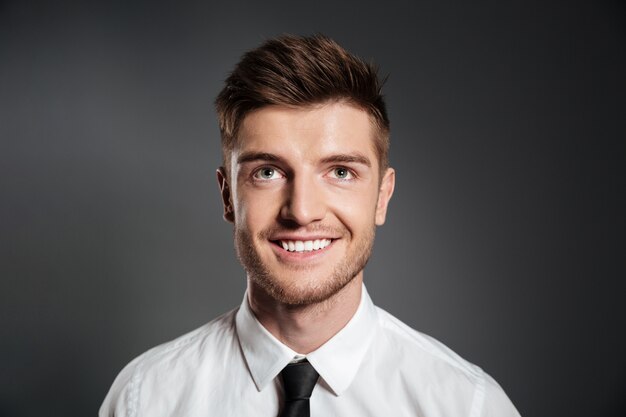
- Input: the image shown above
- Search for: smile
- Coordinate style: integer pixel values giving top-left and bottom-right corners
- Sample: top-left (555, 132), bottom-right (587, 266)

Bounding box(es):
top-left (276, 239), bottom-right (333, 252)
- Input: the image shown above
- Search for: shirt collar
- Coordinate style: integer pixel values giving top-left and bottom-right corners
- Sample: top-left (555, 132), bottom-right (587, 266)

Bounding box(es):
top-left (235, 284), bottom-right (379, 396)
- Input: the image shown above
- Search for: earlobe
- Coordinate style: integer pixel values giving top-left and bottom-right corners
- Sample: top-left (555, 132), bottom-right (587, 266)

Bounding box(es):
top-left (216, 167), bottom-right (235, 223)
top-left (375, 167), bottom-right (395, 226)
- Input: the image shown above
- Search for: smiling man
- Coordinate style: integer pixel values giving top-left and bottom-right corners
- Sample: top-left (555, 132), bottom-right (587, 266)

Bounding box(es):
top-left (100, 35), bottom-right (520, 417)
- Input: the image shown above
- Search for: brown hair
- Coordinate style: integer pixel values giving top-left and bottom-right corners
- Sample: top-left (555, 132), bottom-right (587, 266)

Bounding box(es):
top-left (215, 34), bottom-right (390, 176)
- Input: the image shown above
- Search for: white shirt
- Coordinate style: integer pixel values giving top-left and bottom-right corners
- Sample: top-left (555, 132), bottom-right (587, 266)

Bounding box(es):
top-left (100, 286), bottom-right (521, 417)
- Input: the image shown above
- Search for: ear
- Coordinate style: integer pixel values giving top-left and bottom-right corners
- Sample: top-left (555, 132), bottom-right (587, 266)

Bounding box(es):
top-left (216, 167), bottom-right (235, 223)
top-left (375, 167), bottom-right (395, 226)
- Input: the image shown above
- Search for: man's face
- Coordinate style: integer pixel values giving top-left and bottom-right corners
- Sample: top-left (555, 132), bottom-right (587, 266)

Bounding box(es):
top-left (218, 101), bottom-right (395, 305)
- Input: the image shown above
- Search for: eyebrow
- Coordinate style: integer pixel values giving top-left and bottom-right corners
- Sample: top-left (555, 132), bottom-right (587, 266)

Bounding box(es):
top-left (236, 151), bottom-right (371, 167)
top-left (236, 152), bottom-right (285, 164)
top-left (320, 153), bottom-right (371, 167)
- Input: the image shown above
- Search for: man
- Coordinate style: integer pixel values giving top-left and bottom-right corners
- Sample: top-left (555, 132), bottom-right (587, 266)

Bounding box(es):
top-left (100, 34), bottom-right (520, 417)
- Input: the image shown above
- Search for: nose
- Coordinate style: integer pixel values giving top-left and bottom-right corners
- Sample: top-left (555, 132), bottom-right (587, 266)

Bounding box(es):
top-left (280, 174), bottom-right (326, 226)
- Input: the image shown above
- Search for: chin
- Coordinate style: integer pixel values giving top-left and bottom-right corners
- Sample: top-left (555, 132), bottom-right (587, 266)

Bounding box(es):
top-left (250, 270), bottom-right (357, 306)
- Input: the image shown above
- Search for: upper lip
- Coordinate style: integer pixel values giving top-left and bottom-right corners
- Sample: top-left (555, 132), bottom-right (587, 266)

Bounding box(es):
top-left (270, 234), bottom-right (338, 241)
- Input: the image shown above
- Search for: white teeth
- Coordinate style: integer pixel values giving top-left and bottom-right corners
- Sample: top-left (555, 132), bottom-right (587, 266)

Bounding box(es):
top-left (279, 239), bottom-right (332, 252)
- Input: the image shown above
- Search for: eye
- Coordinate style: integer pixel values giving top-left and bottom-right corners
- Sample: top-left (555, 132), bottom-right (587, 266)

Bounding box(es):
top-left (330, 167), bottom-right (354, 180)
top-left (253, 167), bottom-right (283, 180)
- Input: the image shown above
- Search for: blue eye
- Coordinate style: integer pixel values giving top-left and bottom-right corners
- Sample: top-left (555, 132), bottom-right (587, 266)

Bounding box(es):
top-left (260, 168), bottom-right (274, 178)
top-left (331, 167), bottom-right (353, 179)
top-left (254, 167), bottom-right (282, 180)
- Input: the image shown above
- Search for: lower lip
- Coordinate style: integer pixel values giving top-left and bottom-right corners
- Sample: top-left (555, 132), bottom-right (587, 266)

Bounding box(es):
top-left (270, 240), bottom-right (336, 262)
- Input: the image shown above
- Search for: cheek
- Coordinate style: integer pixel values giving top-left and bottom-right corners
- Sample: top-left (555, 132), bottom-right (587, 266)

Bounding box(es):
top-left (236, 189), bottom-right (280, 228)
top-left (330, 187), bottom-right (380, 224)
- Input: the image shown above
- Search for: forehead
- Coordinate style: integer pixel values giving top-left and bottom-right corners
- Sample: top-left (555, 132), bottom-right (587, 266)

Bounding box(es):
top-left (234, 102), bottom-right (379, 166)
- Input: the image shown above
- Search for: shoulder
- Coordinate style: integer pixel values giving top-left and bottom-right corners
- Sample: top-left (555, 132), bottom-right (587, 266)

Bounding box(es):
top-left (98, 308), bottom-right (238, 417)
top-left (376, 306), bottom-right (480, 377)
top-left (374, 307), bottom-right (521, 417)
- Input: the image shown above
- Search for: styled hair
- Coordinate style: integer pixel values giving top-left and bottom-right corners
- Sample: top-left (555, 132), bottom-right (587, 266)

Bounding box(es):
top-left (215, 34), bottom-right (390, 175)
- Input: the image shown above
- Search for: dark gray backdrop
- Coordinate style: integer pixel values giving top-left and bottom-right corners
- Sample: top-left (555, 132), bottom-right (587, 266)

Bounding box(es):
top-left (1, 1), bottom-right (624, 416)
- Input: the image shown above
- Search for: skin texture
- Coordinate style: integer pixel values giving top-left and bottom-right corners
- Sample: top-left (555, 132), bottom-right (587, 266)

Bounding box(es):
top-left (217, 101), bottom-right (395, 353)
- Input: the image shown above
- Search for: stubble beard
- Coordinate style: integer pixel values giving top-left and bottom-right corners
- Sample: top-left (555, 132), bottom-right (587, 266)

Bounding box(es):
top-left (234, 224), bottom-right (376, 306)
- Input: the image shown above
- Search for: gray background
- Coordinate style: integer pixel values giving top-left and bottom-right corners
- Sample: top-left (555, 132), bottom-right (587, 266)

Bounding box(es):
top-left (1, 0), bottom-right (624, 416)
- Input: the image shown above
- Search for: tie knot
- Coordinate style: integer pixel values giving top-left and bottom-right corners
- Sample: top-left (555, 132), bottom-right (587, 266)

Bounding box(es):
top-left (281, 360), bottom-right (319, 401)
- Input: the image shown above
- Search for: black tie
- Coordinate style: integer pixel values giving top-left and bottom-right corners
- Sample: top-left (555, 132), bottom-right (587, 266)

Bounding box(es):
top-left (279, 360), bottom-right (319, 417)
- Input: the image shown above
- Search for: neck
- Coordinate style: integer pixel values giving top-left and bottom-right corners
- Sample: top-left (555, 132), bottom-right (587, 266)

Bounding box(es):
top-left (247, 275), bottom-right (363, 354)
